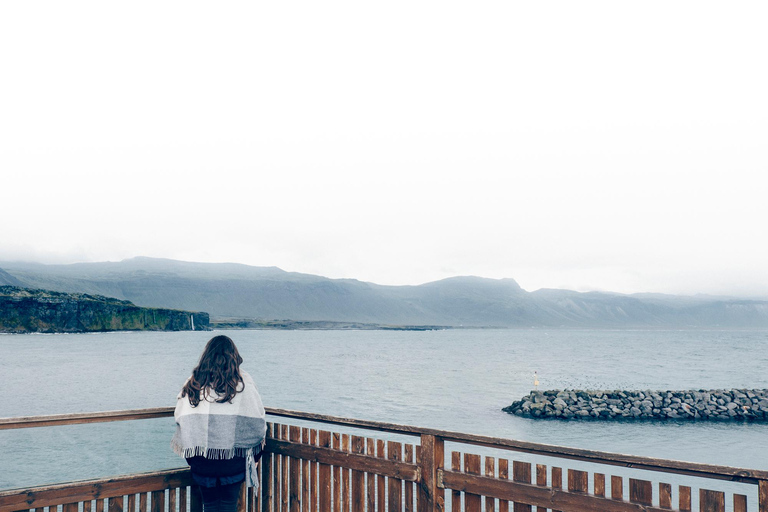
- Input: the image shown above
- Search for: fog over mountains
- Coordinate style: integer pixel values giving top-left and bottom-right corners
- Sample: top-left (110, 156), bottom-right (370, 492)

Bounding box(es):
top-left (1, 257), bottom-right (767, 328)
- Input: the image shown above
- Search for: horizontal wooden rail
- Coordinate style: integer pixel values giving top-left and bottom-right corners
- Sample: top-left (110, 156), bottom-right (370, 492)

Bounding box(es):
top-left (0, 408), bottom-right (175, 430)
top-left (440, 469), bottom-right (670, 512)
top-left (0, 468), bottom-right (192, 512)
top-left (3, 407), bottom-right (768, 484)
top-left (266, 438), bottom-right (420, 481)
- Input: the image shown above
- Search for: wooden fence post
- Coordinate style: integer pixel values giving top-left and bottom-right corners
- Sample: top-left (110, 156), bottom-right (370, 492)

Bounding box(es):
top-left (419, 434), bottom-right (444, 512)
top-left (759, 480), bottom-right (768, 512)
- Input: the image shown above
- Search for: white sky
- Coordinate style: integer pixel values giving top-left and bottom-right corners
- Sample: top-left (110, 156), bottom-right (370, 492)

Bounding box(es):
top-left (2, 2), bottom-right (767, 297)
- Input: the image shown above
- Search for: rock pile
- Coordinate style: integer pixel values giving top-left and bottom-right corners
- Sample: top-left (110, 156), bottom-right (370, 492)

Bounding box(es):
top-left (503, 389), bottom-right (768, 421)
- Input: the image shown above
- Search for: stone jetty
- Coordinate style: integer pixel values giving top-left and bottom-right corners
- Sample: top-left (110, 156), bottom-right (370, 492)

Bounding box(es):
top-left (503, 389), bottom-right (768, 421)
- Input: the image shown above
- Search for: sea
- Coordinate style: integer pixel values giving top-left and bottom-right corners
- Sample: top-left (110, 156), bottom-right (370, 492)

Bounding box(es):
top-left (1, 328), bottom-right (767, 495)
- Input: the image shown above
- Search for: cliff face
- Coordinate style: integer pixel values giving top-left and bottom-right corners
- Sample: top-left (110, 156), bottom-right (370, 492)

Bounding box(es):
top-left (0, 286), bottom-right (209, 333)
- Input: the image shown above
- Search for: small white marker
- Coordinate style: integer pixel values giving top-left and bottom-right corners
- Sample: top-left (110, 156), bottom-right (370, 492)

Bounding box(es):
top-left (534, 371), bottom-right (539, 390)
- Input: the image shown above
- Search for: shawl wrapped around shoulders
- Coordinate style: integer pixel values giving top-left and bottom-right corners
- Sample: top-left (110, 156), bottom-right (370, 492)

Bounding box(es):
top-left (171, 369), bottom-right (267, 486)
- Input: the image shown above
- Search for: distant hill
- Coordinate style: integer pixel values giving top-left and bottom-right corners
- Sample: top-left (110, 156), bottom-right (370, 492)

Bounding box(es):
top-left (0, 285), bottom-right (209, 333)
top-left (1, 257), bottom-right (767, 328)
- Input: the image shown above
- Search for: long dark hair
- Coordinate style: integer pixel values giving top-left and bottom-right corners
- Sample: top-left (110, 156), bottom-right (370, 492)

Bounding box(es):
top-left (181, 335), bottom-right (244, 407)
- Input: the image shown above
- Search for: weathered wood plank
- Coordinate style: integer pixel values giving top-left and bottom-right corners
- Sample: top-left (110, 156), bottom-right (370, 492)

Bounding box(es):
top-left (533, 464), bottom-right (545, 512)
top-left (302, 429), bottom-right (311, 512)
top-left (700, 489), bottom-right (725, 512)
top-left (499, 459), bottom-right (510, 512)
top-left (611, 476), bottom-right (624, 501)
top-left (109, 497), bottom-right (123, 512)
top-left (151, 491), bottom-right (163, 512)
top-left (265, 439), bottom-right (418, 481)
top-left (594, 474), bottom-right (605, 498)
top-left (332, 433), bottom-right (341, 512)
top-left (377, 440), bottom-right (386, 512)
top-left (263, 423), bottom-right (275, 512)
top-left (366, 439), bottom-right (375, 512)
top-left (567, 470), bottom-right (587, 494)
top-left (179, 488), bottom-right (186, 512)
top-left (513, 461), bottom-right (532, 512)
top-left (759, 480), bottom-right (768, 512)
top-left (159, 491), bottom-right (166, 512)
top-left (419, 435), bottom-right (444, 512)
top-left (734, 493), bottom-right (748, 512)
top-left (343, 435), bottom-right (351, 512)
top-left (0, 470), bottom-right (193, 512)
top-left (388, 442), bottom-right (403, 512)
top-left (659, 483), bottom-right (671, 509)
top-left (318, 431), bottom-right (331, 512)
top-left (629, 479), bottom-right (652, 506)
top-left (310, 430), bottom-right (318, 512)
top-left (551, 468), bottom-right (562, 512)
top-left (281, 425), bottom-right (289, 512)
top-left (464, 454), bottom-right (481, 512)
top-left (485, 457), bottom-right (495, 512)
top-left (679, 485), bottom-right (691, 512)
top-left (237, 484), bottom-right (247, 512)
top-left (451, 452), bottom-right (462, 512)
top-left (290, 426), bottom-right (301, 512)
top-left (351, 436), bottom-right (365, 512)
top-left (404, 444), bottom-right (415, 512)
top-left (441, 470), bottom-right (674, 512)
top-left (64, 502), bottom-right (79, 512)
top-left (139, 493), bottom-right (147, 512)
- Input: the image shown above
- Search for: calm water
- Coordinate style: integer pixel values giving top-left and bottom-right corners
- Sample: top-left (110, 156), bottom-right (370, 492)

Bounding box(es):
top-left (1, 328), bottom-right (768, 491)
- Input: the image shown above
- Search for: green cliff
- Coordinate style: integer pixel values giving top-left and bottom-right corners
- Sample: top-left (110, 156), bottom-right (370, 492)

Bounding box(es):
top-left (0, 286), bottom-right (209, 333)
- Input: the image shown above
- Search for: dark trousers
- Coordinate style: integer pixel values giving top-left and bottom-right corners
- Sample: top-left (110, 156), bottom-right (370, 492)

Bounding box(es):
top-left (199, 481), bottom-right (241, 512)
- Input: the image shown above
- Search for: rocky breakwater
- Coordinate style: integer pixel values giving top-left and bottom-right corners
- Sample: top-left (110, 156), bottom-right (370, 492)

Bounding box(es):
top-left (503, 389), bottom-right (768, 421)
top-left (0, 286), bottom-right (210, 333)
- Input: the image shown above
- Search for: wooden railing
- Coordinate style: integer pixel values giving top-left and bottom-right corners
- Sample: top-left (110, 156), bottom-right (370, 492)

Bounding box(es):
top-left (2, 407), bottom-right (767, 512)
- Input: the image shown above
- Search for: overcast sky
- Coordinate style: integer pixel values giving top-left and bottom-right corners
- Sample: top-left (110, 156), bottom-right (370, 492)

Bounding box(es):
top-left (2, 2), bottom-right (767, 297)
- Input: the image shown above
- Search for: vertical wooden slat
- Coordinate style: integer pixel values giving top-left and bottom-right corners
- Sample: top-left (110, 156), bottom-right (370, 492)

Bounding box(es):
top-left (513, 462), bottom-right (532, 512)
top-left (734, 494), bottom-right (748, 512)
top-left (464, 454), bottom-right (481, 512)
top-left (310, 430), bottom-right (319, 512)
top-left (281, 425), bottom-right (290, 512)
top-left (679, 485), bottom-right (691, 512)
top-left (333, 433), bottom-right (341, 512)
top-left (759, 480), bottom-right (768, 512)
top-left (110, 497), bottom-right (124, 512)
top-left (167, 490), bottom-right (175, 512)
top-left (594, 474), bottom-right (605, 498)
top-left (629, 479), bottom-right (652, 506)
top-left (659, 483), bottom-right (672, 509)
top-left (303, 428), bottom-right (311, 512)
top-left (700, 490), bottom-right (725, 512)
top-left (366, 438), bottom-right (376, 512)
top-left (344, 435), bottom-right (352, 512)
top-left (263, 423), bottom-right (275, 512)
top-left (378, 440), bottom-right (386, 512)
top-left (352, 436), bottom-right (366, 512)
top-left (451, 452), bottom-right (462, 512)
top-left (405, 444), bottom-right (415, 512)
top-left (415, 446), bottom-right (423, 512)
top-left (498, 459), bottom-right (510, 512)
top-left (179, 487), bottom-right (187, 512)
top-left (64, 503), bottom-right (79, 512)
top-left (551, 467), bottom-right (563, 512)
top-left (290, 426), bottom-right (301, 512)
top-left (98, 499), bottom-right (106, 512)
top-left (318, 430), bottom-right (332, 512)
top-left (151, 491), bottom-right (163, 512)
top-left (388, 442), bottom-right (403, 512)
top-left (484, 457), bottom-right (495, 512)
top-left (611, 476), bottom-right (623, 501)
top-left (567, 470), bottom-right (587, 494)
top-left (533, 464), bottom-right (545, 512)
top-left (138, 493), bottom-right (146, 512)
top-left (238, 483), bottom-right (247, 512)
top-left (85, 500), bottom-right (94, 512)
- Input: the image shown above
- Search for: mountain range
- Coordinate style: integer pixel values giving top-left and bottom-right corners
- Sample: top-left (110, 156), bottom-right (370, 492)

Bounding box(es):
top-left (1, 257), bottom-right (767, 328)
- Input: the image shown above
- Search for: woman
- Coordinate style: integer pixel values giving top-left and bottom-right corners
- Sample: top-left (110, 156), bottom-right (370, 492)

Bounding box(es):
top-left (171, 335), bottom-right (267, 512)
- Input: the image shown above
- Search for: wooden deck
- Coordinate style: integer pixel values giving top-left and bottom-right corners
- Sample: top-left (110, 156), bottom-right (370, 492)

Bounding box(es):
top-left (1, 407), bottom-right (766, 512)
